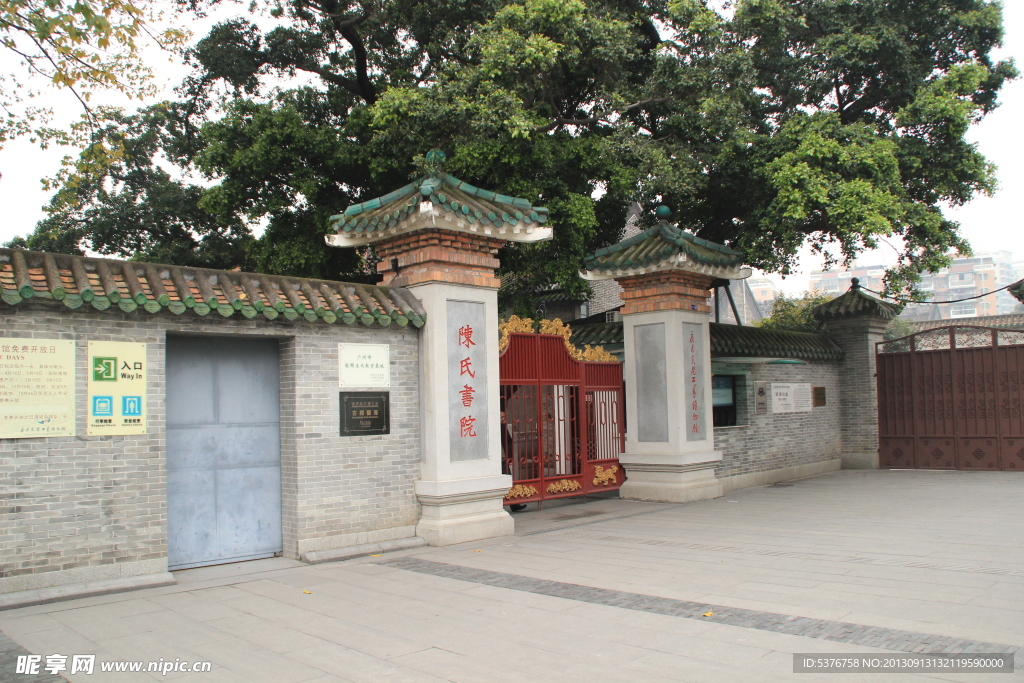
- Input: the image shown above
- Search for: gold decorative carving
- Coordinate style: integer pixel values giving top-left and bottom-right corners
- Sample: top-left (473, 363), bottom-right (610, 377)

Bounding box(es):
top-left (498, 315), bottom-right (536, 352)
top-left (546, 479), bottom-right (582, 494)
top-left (592, 465), bottom-right (619, 486)
top-left (499, 315), bottom-right (618, 362)
top-left (504, 484), bottom-right (538, 500)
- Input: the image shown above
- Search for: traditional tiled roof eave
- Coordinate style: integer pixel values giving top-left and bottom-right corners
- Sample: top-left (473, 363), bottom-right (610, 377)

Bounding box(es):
top-left (325, 170), bottom-right (553, 247)
top-left (580, 223), bottom-right (750, 281)
top-left (0, 249), bottom-right (427, 328)
top-left (570, 319), bottom-right (844, 362)
top-left (812, 279), bottom-right (900, 322)
top-left (1010, 279), bottom-right (1024, 305)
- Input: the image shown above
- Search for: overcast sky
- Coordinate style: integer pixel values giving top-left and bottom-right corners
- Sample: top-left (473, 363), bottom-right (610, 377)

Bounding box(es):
top-left (0, 3), bottom-right (1021, 294)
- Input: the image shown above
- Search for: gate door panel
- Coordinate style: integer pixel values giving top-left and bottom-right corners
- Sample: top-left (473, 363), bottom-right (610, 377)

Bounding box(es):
top-left (166, 336), bottom-right (282, 569)
top-left (500, 333), bottom-right (624, 504)
top-left (877, 326), bottom-right (1024, 471)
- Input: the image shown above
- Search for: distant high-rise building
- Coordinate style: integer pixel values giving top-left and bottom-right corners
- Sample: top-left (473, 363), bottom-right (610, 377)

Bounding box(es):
top-left (746, 277), bottom-right (782, 310)
top-left (809, 251), bottom-right (1017, 321)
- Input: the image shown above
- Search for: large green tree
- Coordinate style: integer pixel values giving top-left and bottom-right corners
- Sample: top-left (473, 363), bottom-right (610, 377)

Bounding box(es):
top-left (9, 0), bottom-right (1015, 312)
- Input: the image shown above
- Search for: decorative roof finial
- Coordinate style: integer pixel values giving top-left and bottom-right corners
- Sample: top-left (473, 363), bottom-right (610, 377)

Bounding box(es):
top-left (850, 277), bottom-right (861, 290)
top-left (655, 205), bottom-right (672, 220)
top-left (425, 148), bottom-right (446, 166)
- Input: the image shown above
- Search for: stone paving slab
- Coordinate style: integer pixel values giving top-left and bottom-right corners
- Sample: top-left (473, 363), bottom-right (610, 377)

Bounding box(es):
top-left (1, 470), bottom-right (1023, 682)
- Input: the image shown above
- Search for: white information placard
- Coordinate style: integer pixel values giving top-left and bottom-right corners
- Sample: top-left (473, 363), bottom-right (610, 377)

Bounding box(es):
top-left (87, 341), bottom-right (148, 436)
top-left (0, 339), bottom-right (75, 438)
top-left (338, 343), bottom-right (390, 387)
top-left (771, 383), bottom-right (813, 414)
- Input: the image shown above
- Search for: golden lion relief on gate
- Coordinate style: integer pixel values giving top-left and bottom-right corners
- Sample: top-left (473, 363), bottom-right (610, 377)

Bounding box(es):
top-left (592, 465), bottom-right (619, 486)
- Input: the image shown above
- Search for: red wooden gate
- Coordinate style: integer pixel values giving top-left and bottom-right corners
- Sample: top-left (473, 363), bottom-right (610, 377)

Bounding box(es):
top-left (877, 326), bottom-right (1024, 470)
top-left (499, 332), bottom-right (625, 505)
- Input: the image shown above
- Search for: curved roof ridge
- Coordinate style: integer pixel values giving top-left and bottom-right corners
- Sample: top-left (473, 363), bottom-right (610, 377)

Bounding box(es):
top-left (326, 166), bottom-right (552, 247)
top-left (812, 278), bottom-right (900, 321)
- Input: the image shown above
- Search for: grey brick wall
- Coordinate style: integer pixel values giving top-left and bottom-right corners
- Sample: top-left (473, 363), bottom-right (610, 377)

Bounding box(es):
top-left (712, 361), bottom-right (842, 480)
top-left (825, 317), bottom-right (888, 467)
top-left (0, 303), bottom-right (421, 594)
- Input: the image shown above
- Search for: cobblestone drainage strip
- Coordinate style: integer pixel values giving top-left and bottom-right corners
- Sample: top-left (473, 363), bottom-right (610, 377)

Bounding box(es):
top-left (380, 557), bottom-right (1020, 667)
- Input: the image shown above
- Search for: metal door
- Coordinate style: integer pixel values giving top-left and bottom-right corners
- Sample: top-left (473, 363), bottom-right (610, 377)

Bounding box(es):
top-left (877, 326), bottom-right (1024, 470)
top-left (166, 336), bottom-right (282, 569)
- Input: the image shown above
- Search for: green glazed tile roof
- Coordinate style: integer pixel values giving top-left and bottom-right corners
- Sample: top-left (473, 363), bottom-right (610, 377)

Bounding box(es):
top-left (0, 249), bottom-right (426, 328)
top-left (1010, 279), bottom-right (1024, 305)
top-left (571, 320), bottom-right (843, 361)
top-left (812, 278), bottom-right (900, 322)
top-left (326, 170), bottom-right (551, 247)
top-left (582, 223), bottom-right (746, 278)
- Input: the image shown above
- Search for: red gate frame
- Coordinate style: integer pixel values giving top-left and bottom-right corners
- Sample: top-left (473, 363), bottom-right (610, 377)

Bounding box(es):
top-left (499, 332), bottom-right (625, 505)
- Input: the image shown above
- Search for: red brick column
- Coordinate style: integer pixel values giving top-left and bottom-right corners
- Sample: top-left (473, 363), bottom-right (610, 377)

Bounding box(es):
top-left (615, 271), bottom-right (715, 315)
top-left (375, 230), bottom-right (504, 289)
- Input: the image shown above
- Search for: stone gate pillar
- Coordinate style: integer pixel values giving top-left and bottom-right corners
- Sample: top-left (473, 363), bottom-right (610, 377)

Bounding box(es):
top-left (812, 278), bottom-right (899, 469)
top-left (581, 207), bottom-right (751, 502)
top-left (326, 151), bottom-right (552, 545)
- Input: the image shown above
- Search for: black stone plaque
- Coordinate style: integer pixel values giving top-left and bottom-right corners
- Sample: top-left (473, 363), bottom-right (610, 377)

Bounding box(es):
top-left (340, 392), bottom-right (390, 436)
top-left (812, 386), bottom-right (827, 407)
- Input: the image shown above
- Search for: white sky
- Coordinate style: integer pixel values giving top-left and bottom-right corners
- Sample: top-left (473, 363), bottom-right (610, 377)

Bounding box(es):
top-left (0, 3), bottom-right (1022, 293)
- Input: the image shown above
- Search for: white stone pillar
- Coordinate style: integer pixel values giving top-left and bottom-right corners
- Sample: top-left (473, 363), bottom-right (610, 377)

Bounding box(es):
top-left (619, 307), bottom-right (723, 502)
top-left (410, 282), bottom-right (514, 546)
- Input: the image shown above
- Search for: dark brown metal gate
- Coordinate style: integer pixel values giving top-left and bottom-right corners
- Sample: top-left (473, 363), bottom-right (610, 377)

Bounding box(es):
top-left (877, 326), bottom-right (1024, 470)
top-left (499, 332), bottom-right (625, 505)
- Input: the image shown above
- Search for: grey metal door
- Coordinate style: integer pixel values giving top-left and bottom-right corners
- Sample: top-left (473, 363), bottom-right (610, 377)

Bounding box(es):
top-left (166, 336), bottom-right (282, 569)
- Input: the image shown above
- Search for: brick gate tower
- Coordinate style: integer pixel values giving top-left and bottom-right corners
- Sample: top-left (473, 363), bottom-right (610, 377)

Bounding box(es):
top-left (326, 150), bottom-right (552, 545)
top-left (581, 206), bottom-right (751, 502)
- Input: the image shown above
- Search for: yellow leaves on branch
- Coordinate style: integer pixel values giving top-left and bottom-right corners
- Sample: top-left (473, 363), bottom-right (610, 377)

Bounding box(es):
top-left (0, 0), bottom-right (188, 145)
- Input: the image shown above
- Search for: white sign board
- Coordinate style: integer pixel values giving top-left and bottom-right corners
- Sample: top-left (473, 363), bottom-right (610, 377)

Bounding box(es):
top-left (0, 339), bottom-right (76, 438)
top-left (771, 383), bottom-right (813, 414)
top-left (338, 344), bottom-right (390, 387)
top-left (87, 341), bottom-right (148, 436)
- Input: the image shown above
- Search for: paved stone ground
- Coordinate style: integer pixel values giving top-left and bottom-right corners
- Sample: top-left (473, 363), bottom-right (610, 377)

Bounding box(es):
top-left (1, 470), bottom-right (1023, 682)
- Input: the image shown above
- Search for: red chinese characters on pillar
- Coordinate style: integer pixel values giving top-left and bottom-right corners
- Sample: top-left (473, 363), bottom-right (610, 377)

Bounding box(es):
top-left (458, 326), bottom-right (477, 436)
top-left (689, 332), bottom-right (700, 433)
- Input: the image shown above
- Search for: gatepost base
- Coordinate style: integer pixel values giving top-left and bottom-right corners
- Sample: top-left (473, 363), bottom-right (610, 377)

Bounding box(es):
top-left (619, 450), bottom-right (724, 504)
top-left (415, 476), bottom-right (515, 546)
top-left (841, 450), bottom-right (880, 470)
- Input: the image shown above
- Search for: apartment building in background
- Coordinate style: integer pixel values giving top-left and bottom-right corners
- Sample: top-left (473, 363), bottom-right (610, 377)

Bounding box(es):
top-left (746, 277), bottom-right (782, 311)
top-left (809, 251), bottom-right (1021, 321)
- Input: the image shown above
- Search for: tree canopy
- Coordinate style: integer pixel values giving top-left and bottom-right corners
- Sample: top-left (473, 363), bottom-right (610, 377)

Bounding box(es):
top-left (754, 290), bottom-right (835, 333)
top-left (9, 0), bottom-right (1016, 313)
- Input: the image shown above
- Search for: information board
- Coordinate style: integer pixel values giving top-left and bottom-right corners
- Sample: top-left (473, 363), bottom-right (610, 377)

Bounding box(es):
top-left (771, 382), bottom-right (813, 414)
top-left (338, 344), bottom-right (390, 387)
top-left (87, 341), bottom-right (148, 436)
top-left (0, 339), bottom-right (75, 438)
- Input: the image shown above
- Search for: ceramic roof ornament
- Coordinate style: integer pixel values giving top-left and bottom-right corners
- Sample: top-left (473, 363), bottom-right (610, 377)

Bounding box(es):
top-left (326, 149), bottom-right (553, 248)
top-left (580, 205), bottom-right (751, 281)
